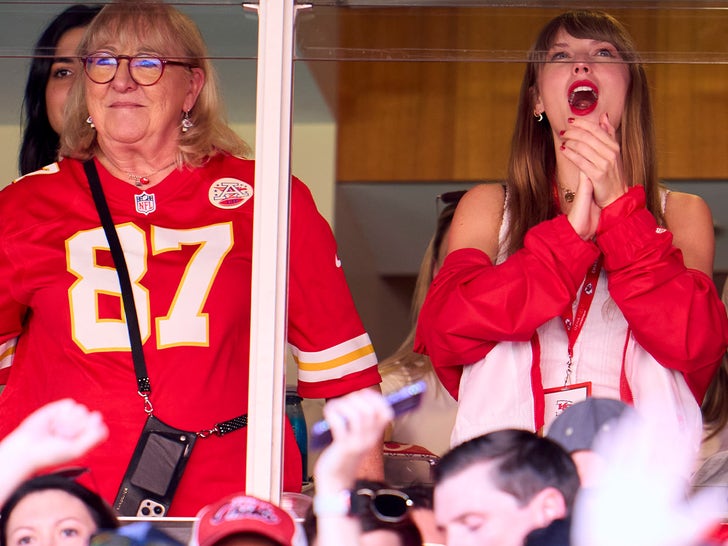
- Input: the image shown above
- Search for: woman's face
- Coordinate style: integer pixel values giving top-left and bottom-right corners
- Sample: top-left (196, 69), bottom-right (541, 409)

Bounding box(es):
top-left (84, 37), bottom-right (204, 152)
top-left (46, 26), bottom-right (88, 135)
top-left (533, 28), bottom-right (630, 136)
top-left (5, 489), bottom-right (98, 546)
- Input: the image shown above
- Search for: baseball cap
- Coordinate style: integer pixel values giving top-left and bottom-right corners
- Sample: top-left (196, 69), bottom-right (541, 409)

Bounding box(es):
top-left (546, 398), bottom-right (630, 453)
top-left (191, 493), bottom-right (295, 546)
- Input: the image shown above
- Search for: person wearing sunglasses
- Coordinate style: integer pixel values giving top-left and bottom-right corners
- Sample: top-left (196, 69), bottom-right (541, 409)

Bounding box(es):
top-left (0, 473), bottom-right (118, 546)
top-left (415, 10), bottom-right (728, 452)
top-left (304, 479), bottom-right (421, 546)
top-left (0, 0), bottom-right (382, 517)
top-left (309, 389), bottom-right (423, 546)
top-left (377, 193), bottom-right (462, 469)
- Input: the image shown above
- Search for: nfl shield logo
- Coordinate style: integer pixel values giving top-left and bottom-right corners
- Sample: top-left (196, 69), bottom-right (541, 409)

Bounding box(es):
top-left (135, 191), bottom-right (156, 215)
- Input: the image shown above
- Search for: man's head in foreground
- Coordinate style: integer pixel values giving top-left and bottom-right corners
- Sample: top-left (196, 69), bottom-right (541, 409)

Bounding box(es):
top-left (433, 429), bottom-right (580, 546)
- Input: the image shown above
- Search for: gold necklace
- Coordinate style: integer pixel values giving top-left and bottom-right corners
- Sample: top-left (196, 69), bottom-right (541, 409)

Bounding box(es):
top-left (128, 161), bottom-right (176, 187)
top-left (104, 156), bottom-right (176, 187)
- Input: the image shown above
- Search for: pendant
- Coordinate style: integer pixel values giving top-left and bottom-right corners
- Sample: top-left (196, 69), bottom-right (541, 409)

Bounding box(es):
top-left (139, 176), bottom-right (150, 185)
top-left (134, 191), bottom-right (156, 215)
top-left (564, 189), bottom-right (575, 203)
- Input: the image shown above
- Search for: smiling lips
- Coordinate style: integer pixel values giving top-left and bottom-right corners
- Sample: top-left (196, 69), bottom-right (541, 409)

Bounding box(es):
top-left (568, 80), bottom-right (599, 116)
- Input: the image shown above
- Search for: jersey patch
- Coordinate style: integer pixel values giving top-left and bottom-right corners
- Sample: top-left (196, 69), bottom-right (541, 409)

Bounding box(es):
top-left (135, 191), bottom-right (157, 215)
top-left (209, 178), bottom-right (253, 210)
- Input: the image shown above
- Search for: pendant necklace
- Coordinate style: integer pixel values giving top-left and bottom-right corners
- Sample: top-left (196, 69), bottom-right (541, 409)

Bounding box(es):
top-left (102, 156), bottom-right (175, 215)
top-left (561, 186), bottom-right (576, 203)
top-left (126, 161), bottom-right (176, 187)
top-left (102, 155), bottom-right (176, 187)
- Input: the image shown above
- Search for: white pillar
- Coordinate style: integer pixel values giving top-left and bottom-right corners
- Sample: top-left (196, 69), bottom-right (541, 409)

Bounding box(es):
top-left (245, 0), bottom-right (296, 503)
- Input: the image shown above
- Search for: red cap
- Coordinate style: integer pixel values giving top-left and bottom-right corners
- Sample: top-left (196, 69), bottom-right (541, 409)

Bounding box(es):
top-left (192, 493), bottom-right (295, 546)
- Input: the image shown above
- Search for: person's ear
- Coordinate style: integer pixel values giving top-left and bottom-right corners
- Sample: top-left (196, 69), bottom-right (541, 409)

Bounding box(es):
top-left (183, 67), bottom-right (205, 113)
top-left (530, 85), bottom-right (544, 119)
top-left (528, 487), bottom-right (567, 528)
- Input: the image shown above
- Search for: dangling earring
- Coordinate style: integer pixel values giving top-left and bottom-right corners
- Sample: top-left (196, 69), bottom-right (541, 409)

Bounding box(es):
top-left (181, 111), bottom-right (194, 133)
top-left (534, 111), bottom-right (544, 123)
top-left (86, 115), bottom-right (95, 129)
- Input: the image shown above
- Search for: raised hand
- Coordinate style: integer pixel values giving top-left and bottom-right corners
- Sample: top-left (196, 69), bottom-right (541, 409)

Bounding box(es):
top-left (314, 389), bottom-right (394, 493)
top-left (0, 398), bottom-right (108, 505)
top-left (560, 113), bottom-right (628, 210)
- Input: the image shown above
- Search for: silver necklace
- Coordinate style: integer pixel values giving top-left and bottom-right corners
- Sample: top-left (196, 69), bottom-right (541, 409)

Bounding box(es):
top-left (104, 156), bottom-right (176, 187)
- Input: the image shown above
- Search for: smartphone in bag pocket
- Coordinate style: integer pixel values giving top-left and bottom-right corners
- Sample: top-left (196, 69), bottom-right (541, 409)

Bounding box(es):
top-left (114, 415), bottom-right (196, 517)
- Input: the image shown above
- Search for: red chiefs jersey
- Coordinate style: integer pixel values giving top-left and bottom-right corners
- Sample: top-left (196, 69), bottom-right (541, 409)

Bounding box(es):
top-left (0, 154), bottom-right (380, 515)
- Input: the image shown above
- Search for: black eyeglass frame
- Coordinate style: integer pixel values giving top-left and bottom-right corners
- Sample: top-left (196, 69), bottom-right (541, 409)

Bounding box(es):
top-left (352, 487), bottom-right (414, 523)
top-left (82, 53), bottom-right (195, 86)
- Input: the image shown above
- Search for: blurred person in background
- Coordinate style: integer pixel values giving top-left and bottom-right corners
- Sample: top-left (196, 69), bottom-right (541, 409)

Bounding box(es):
top-left (1, 474), bottom-right (118, 546)
top-left (19, 4), bottom-right (102, 176)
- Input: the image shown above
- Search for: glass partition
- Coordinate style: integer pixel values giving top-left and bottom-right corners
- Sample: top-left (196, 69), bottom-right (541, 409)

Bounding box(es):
top-left (0, 0), bottom-right (726, 514)
top-left (292, 2), bottom-right (728, 359)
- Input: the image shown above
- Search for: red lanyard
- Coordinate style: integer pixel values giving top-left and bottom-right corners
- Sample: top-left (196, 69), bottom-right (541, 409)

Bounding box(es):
top-left (560, 255), bottom-right (603, 385)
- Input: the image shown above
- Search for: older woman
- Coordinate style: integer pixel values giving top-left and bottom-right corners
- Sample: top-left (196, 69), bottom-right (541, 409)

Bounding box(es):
top-left (0, 0), bottom-right (381, 516)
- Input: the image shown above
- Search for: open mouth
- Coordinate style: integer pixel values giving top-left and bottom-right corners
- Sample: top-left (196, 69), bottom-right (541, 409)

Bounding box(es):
top-left (568, 81), bottom-right (599, 115)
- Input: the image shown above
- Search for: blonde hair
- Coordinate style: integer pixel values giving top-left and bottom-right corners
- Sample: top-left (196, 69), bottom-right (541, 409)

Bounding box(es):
top-left (505, 10), bottom-right (661, 255)
top-left (378, 201), bottom-right (459, 383)
top-left (60, 0), bottom-right (250, 166)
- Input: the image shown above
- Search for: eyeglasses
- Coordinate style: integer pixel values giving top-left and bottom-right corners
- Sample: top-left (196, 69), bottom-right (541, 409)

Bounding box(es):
top-left (83, 53), bottom-right (194, 86)
top-left (354, 488), bottom-right (414, 523)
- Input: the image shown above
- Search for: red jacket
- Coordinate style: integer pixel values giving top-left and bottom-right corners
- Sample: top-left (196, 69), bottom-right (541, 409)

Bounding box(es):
top-left (415, 186), bottom-right (728, 404)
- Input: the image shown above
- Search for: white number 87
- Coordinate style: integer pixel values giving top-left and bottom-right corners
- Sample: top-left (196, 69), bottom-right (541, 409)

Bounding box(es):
top-left (66, 222), bottom-right (233, 352)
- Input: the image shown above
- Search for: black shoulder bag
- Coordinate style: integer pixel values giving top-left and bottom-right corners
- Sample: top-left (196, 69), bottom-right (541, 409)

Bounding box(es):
top-left (83, 160), bottom-right (247, 517)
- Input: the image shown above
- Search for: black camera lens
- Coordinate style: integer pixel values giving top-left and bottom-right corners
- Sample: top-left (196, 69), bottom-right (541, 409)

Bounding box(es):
top-left (141, 506), bottom-right (150, 516)
top-left (154, 505), bottom-right (164, 515)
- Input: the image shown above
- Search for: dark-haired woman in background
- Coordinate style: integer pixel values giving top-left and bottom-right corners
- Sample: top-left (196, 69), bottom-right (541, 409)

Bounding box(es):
top-left (20, 4), bottom-right (101, 175)
top-left (1, 474), bottom-right (118, 546)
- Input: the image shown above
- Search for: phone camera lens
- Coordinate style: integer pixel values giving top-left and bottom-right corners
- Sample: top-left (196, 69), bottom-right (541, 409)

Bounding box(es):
top-left (154, 506), bottom-right (164, 515)
top-left (141, 506), bottom-right (150, 516)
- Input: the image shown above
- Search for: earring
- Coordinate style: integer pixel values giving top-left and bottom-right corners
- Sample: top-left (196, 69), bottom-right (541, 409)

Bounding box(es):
top-left (181, 111), bottom-right (194, 133)
top-left (86, 115), bottom-right (95, 129)
top-left (534, 111), bottom-right (544, 123)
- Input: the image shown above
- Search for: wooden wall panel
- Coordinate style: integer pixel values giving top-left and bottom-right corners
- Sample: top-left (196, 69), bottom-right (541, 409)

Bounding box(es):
top-left (301, 7), bottom-right (728, 182)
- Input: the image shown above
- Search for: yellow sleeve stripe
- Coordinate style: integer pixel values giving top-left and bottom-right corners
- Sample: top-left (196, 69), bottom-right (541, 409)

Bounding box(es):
top-left (292, 333), bottom-right (378, 383)
top-left (0, 338), bottom-right (17, 370)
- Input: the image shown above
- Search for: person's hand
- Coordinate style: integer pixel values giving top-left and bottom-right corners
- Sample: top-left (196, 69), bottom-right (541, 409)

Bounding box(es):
top-left (3, 398), bottom-right (108, 473)
top-left (566, 170), bottom-right (601, 240)
top-left (571, 400), bottom-right (721, 546)
top-left (560, 113), bottom-right (628, 210)
top-left (313, 389), bottom-right (393, 493)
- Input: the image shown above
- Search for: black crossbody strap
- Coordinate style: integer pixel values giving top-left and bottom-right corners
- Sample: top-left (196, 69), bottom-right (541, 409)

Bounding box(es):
top-left (82, 160), bottom-right (246, 436)
top-left (84, 160), bottom-right (151, 394)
